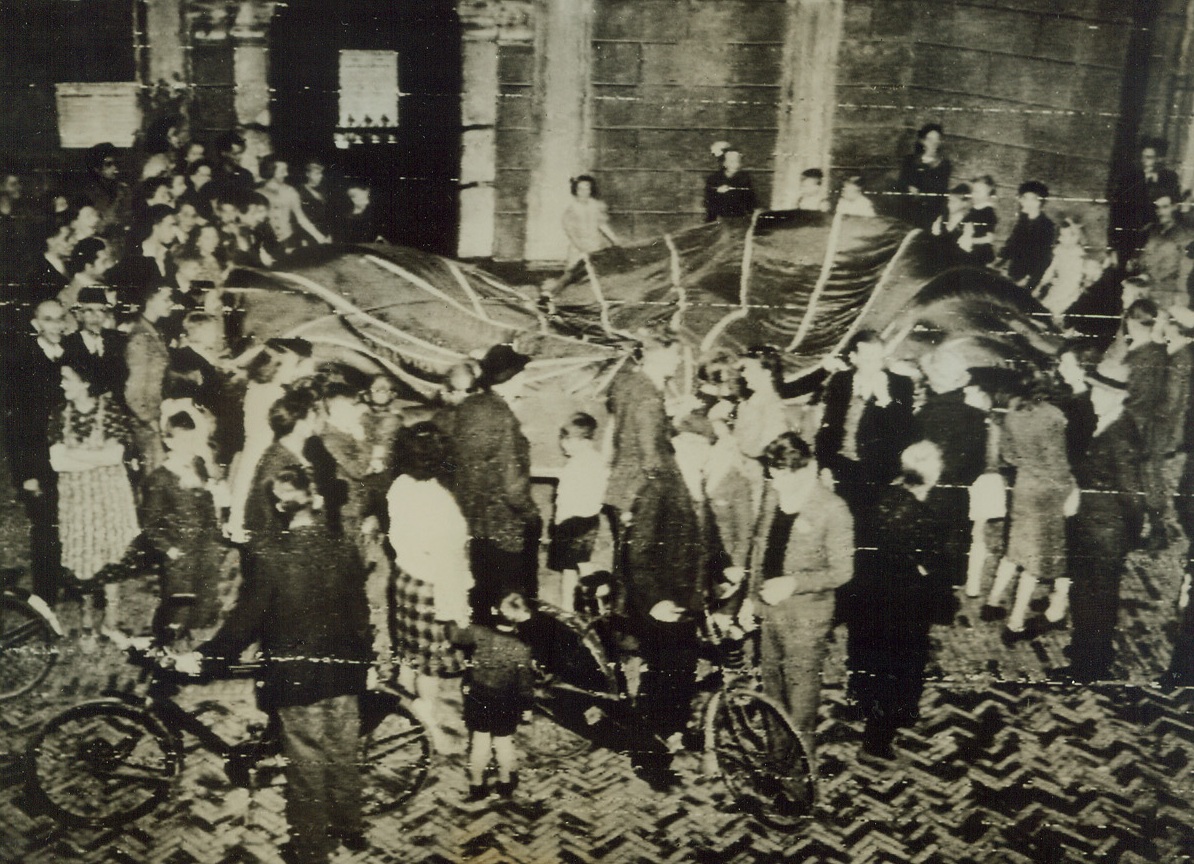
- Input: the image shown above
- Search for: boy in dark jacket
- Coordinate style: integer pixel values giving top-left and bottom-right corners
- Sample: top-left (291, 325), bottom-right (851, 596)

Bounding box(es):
top-left (451, 589), bottom-right (535, 802)
top-left (182, 464), bottom-right (370, 864)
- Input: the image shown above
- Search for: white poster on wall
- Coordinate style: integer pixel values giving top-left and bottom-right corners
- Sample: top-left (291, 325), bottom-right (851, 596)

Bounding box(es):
top-left (338, 50), bottom-right (399, 129)
top-left (54, 82), bottom-right (142, 148)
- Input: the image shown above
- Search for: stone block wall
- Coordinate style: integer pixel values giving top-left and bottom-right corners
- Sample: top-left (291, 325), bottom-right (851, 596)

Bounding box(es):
top-left (835, 0), bottom-right (1138, 244)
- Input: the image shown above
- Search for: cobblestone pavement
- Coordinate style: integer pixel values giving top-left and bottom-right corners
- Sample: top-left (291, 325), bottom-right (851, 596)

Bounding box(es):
top-left (4, 485), bottom-right (1194, 862)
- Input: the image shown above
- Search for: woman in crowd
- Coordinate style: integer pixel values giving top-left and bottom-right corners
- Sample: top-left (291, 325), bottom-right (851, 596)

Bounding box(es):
top-left (298, 159), bottom-right (334, 244)
top-left (562, 175), bottom-right (620, 269)
top-left (984, 369), bottom-right (1077, 640)
top-left (898, 122), bottom-right (952, 229)
top-left (50, 362), bottom-right (140, 641)
top-left (387, 421), bottom-right (473, 752)
top-left (225, 337), bottom-right (315, 541)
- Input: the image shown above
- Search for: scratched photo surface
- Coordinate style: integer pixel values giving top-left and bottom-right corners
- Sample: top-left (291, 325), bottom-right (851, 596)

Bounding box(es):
top-left (2, 1), bottom-right (1193, 863)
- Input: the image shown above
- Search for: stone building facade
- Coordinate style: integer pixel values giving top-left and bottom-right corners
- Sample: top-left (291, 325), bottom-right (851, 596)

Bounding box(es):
top-left (3, 0), bottom-right (1194, 262)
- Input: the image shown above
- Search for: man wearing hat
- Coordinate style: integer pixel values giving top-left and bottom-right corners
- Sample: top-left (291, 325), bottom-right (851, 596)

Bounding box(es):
top-left (63, 286), bottom-right (126, 398)
top-left (1054, 360), bottom-right (1146, 682)
top-left (447, 343), bottom-right (541, 616)
top-left (1137, 192), bottom-right (1191, 310)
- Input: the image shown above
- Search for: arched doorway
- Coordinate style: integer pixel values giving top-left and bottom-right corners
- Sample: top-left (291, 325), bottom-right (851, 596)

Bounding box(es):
top-left (268, 0), bottom-right (462, 255)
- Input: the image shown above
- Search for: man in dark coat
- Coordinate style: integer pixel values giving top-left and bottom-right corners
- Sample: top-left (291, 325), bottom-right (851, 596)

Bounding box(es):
top-left (1110, 137), bottom-right (1183, 265)
top-left (916, 345), bottom-right (988, 586)
top-left (188, 464), bottom-right (370, 864)
top-left (1121, 299), bottom-right (1170, 548)
top-left (704, 147), bottom-right (756, 222)
top-left (62, 286), bottom-right (127, 398)
top-left (445, 344), bottom-right (541, 616)
top-left (4, 299), bottom-right (68, 602)
top-left (813, 330), bottom-right (918, 537)
top-left (1056, 364), bottom-right (1146, 682)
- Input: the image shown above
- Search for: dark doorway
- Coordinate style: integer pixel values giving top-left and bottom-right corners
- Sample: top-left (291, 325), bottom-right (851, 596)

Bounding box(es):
top-left (268, 0), bottom-right (462, 256)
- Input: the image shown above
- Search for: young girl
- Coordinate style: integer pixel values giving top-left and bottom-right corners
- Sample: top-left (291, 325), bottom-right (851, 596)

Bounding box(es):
top-left (961, 175), bottom-right (998, 265)
top-left (452, 589), bottom-right (535, 802)
top-left (1035, 217), bottom-right (1092, 326)
top-left (548, 413), bottom-right (608, 610)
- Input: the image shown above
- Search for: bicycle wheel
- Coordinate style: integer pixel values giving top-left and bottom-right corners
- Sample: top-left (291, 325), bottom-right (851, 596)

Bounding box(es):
top-left (0, 593), bottom-right (57, 701)
top-left (518, 689), bottom-right (595, 762)
top-left (27, 700), bottom-right (182, 827)
top-left (360, 694), bottom-right (431, 817)
top-left (705, 686), bottom-right (814, 828)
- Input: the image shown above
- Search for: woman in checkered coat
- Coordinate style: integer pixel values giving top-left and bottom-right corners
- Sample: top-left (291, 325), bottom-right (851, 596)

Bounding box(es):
top-left (386, 421), bottom-right (474, 753)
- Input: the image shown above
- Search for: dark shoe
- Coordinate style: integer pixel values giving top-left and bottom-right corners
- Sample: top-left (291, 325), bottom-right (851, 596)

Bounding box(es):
top-left (465, 784), bottom-right (489, 803)
top-left (980, 604), bottom-right (1007, 623)
top-left (334, 829), bottom-right (369, 852)
top-left (635, 766), bottom-right (680, 792)
top-left (495, 771), bottom-right (519, 797)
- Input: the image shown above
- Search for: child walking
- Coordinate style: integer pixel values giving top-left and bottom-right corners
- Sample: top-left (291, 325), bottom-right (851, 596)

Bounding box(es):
top-left (548, 413), bottom-right (608, 610)
top-left (452, 590), bottom-right (535, 802)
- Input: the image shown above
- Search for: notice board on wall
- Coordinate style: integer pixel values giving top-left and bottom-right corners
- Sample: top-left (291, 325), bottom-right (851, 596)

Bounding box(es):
top-left (54, 82), bottom-right (141, 148)
top-left (338, 50), bottom-right (399, 129)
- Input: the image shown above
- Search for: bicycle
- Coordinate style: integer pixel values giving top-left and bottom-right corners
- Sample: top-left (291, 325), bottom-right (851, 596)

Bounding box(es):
top-left (516, 580), bottom-right (815, 830)
top-left (25, 634), bottom-right (431, 828)
top-left (0, 567), bottom-right (62, 702)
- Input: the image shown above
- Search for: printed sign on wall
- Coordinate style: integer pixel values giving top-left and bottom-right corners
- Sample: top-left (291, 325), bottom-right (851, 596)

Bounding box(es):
top-left (55, 82), bottom-right (142, 149)
top-left (338, 50), bottom-right (399, 129)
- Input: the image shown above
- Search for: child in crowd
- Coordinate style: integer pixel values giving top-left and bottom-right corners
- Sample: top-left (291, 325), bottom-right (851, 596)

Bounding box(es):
top-left (142, 408), bottom-right (229, 642)
top-left (961, 175), bottom-right (998, 265)
top-left (442, 360), bottom-right (479, 407)
top-left (1036, 216), bottom-right (1096, 326)
top-left (999, 180), bottom-right (1057, 290)
top-left (837, 175), bottom-right (876, 217)
top-left (452, 589), bottom-right (535, 802)
top-left (932, 182), bottom-right (972, 247)
top-left (795, 168), bottom-right (829, 212)
top-left (548, 413), bottom-right (608, 610)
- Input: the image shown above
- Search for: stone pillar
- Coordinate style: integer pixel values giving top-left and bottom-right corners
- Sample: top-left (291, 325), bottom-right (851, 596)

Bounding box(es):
top-left (146, 0), bottom-right (185, 85)
top-left (231, 1), bottom-right (274, 127)
top-left (457, 1), bottom-right (534, 259)
top-left (459, 40), bottom-right (500, 258)
top-left (522, 0), bottom-right (594, 263)
top-left (1170, 0), bottom-right (1194, 193)
top-left (771, 0), bottom-right (845, 211)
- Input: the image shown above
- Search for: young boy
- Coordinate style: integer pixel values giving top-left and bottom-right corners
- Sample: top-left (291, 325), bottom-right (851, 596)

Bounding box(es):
top-left (452, 589), bottom-right (536, 802)
top-left (999, 180), bottom-right (1056, 290)
top-left (548, 412), bottom-right (608, 610)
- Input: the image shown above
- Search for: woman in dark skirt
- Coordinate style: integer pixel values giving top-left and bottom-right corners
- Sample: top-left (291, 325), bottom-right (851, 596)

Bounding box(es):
top-left (847, 441), bottom-right (953, 760)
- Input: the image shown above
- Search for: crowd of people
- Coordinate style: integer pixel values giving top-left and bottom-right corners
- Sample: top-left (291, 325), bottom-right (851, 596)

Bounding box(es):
top-left (4, 115), bottom-right (1194, 863)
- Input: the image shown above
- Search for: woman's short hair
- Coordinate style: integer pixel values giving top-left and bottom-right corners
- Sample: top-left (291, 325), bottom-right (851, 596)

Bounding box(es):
top-left (393, 420), bottom-right (455, 482)
top-left (68, 237), bottom-right (107, 276)
top-left (843, 329), bottom-right (881, 358)
top-left (570, 174), bottom-right (599, 197)
top-left (917, 122), bottom-right (944, 140)
top-left (62, 361), bottom-right (105, 398)
top-left (761, 431), bottom-right (813, 475)
top-left (972, 174), bottom-right (996, 191)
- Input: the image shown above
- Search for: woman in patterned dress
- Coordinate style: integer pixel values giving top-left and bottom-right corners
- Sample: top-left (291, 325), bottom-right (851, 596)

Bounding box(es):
top-left (386, 421), bottom-right (474, 753)
top-left (49, 362), bottom-right (140, 640)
